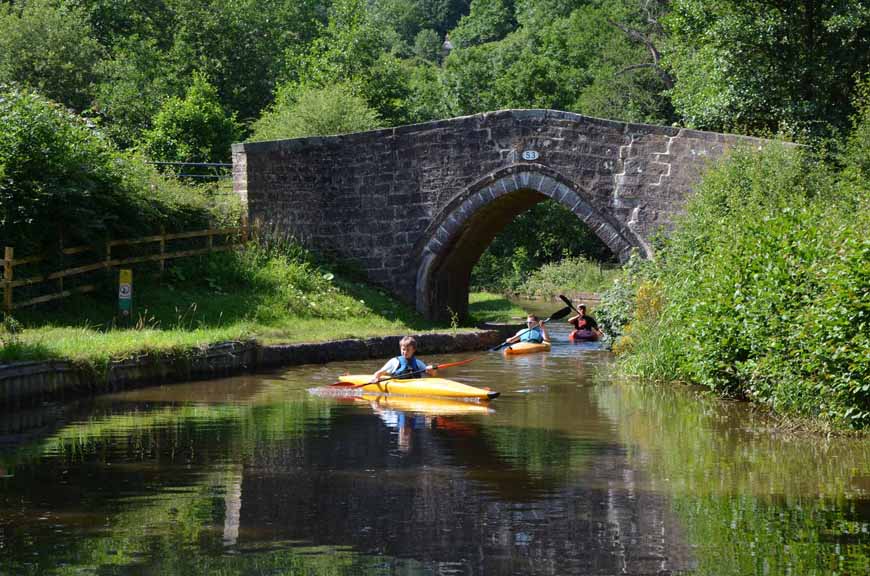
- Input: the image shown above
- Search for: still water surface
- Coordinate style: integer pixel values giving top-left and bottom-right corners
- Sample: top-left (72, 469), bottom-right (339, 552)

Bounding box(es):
top-left (1, 319), bottom-right (868, 575)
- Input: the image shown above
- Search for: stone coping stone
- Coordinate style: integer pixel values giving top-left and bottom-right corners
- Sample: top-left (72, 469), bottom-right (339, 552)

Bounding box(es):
top-left (0, 330), bottom-right (502, 409)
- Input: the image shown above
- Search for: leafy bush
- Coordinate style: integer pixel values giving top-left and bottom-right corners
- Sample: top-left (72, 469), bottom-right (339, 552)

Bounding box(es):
top-left (517, 256), bottom-right (620, 298)
top-left (0, 0), bottom-right (102, 111)
top-left (611, 138), bottom-right (870, 428)
top-left (141, 73), bottom-right (240, 167)
top-left (0, 87), bottom-right (219, 253)
top-left (250, 82), bottom-right (381, 141)
top-left (161, 239), bottom-right (381, 323)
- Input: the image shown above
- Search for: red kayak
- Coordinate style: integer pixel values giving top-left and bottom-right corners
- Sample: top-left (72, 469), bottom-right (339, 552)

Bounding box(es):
top-left (569, 329), bottom-right (599, 342)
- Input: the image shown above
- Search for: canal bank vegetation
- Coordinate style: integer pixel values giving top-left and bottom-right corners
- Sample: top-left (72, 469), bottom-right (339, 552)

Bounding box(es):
top-left (0, 241), bottom-right (459, 367)
top-left (0, 81), bottom-right (497, 369)
top-left (470, 200), bottom-right (619, 297)
top-left (598, 87), bottom-right (870, 430)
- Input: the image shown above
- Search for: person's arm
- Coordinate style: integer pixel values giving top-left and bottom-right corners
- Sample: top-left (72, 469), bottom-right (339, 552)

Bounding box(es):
top-left (540, 322), bottom-right (550, 343)
top-left (587, 315), bottom-right (602, 335)
top-left (370, 358), bottom-right (397, 382)
top-left (418, 358), bottom-right (436, 377)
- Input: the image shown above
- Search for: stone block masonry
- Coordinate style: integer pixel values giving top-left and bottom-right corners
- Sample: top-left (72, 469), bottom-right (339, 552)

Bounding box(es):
top-left (233, 109), bottom-right (770, 322)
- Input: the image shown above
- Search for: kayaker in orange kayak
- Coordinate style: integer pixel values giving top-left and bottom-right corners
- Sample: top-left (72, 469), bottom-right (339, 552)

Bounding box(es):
top-left (370, 336), bottom-right (435, 383)
top-left (504, 314), bottom-right (550, 346)
top-left (568, 304), bottom-right (603, 341)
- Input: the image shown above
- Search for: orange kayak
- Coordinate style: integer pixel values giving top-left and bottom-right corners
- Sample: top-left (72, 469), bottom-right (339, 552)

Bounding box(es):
top-left (503, 341), bottom-right (551, 355)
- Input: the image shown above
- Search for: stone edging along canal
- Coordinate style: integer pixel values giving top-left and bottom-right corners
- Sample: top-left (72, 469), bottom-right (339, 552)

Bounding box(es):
top-left (0, 330), bottom-right (507, 409)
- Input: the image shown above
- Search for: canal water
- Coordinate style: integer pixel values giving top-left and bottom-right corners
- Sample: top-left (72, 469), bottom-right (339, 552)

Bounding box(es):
top-left (1, 316), bottom-right (868, 574)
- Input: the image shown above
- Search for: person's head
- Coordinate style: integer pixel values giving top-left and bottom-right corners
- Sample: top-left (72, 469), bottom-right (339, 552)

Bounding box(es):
top-left (399, 336), bottom-right (417, 358)
top-left (526, 314), bottom-right (539, 328)
top-left (577, 304), bottom-right (587, 314)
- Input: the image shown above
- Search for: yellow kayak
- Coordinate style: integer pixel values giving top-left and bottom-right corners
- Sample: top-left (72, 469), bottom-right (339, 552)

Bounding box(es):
top-left (358, 394), bottom-right (494, 415)
top-left (503, 341), bottom-right (551, 355)
top-left (334, 375), bottom-right (499, 400)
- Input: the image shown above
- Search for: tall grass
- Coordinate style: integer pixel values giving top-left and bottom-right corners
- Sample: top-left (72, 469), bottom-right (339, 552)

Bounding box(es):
top-left (517, 256), bottom-right (620, 298)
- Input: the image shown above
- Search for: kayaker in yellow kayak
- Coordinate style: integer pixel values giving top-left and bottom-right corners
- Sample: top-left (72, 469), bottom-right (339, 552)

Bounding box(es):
top-left (369, 336), bottom-right (435, 383)
top-left (504, 314), bottom-right (550, 346)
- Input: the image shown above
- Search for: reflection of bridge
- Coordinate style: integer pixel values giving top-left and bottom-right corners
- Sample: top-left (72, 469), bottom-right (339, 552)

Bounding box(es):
top-left (233, 109), bottom-right (765, 321)
top-left (235, 407), bottom-right (694, 574)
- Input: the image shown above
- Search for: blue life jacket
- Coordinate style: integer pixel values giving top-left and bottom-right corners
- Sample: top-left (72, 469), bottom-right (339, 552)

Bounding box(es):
top-left (520, 327), bottom-right (543, 343)
top-left (393, 355), bottom-right (424, 379)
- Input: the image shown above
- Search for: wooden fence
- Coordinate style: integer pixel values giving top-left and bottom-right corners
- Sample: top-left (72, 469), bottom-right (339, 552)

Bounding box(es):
top-left (2, 224), bottom-right (248, 313)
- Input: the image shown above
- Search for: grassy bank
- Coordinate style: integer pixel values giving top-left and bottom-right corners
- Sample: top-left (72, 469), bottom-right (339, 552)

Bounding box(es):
top-left (467, 292), bottom-right (527, 324)
top-left (514, 256), bottom-right (620, 299)
top-left (0, 244), bottom-right (487, 368)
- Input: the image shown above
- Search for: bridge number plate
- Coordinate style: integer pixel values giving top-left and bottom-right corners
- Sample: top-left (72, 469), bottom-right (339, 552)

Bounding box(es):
top-left (521, 150), bottom-right (539, 161)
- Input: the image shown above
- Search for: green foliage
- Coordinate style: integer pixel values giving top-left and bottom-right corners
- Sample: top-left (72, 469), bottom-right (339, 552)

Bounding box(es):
top-left (166, 0), bottom-right (323, 123)
top-left (250, 82), bottom-right (381, 141)
top-left (471, 200), bottom-right (616, 292)
top-left (841, 75), bottom-right (870, 189)
top-left (610, 137), bottom-right (870, 427)
top-left (442, 1), bottom-right (674, 124)
top-left (0, 0), bottom-right (103, 111)
top-left (450, 0), bottom-right (517, 47)
top-left (663, 0), bottom-right (870, 137)
top-left (0, 87), bottom-right (213, 253)
top-left (413, 28), bottom-right (443, 62)
top-left (93, 37), bottom-right (178, 148)
top-left (517, 256), bottom-right (619, 298)
top-left (406, 63), bottom-right (456, 123)
top-left (164, 241), bottom-right (375, 321)
top-left (142, 74), bottom-right (241, 166)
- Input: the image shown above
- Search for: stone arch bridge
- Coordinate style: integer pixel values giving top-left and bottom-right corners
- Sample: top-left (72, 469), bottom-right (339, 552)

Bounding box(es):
top-left (232, 110), bottom-right (763, 321)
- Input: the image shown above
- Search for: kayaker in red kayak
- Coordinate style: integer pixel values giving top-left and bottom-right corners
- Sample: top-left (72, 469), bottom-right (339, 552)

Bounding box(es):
top-left (505, 314), bottom-right (550, 346)
top-left (370, 336), bottom-right (435, 383)
top-left (568, 304), bottom-right (603, 341)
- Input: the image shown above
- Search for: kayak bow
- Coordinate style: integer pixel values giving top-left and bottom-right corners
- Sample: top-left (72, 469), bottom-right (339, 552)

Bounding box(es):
top-left (503, 341), bottom-right (552, 356)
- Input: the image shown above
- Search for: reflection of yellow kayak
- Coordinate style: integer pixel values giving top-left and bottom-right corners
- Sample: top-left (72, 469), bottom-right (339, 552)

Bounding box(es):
top-left (359, 394), bottom-right (494, 415)
top-left (335, 375), bottom-right (499, 400)
top-left (503, 341), bottom-right (551, 355)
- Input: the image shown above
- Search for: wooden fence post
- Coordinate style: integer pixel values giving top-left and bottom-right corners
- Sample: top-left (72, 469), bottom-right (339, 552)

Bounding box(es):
top-left (58, 230), bottom-right (64, 295)
top-left (3, 247), bottom-right (13, 313)
top-left (159, 226), bottom-right (166, 277)
top-left (105, 241), bottom-right (112, 281)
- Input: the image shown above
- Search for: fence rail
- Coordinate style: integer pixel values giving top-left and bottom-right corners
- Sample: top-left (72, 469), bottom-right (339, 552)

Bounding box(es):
top-left (3, 223), bottom-right (248, 313)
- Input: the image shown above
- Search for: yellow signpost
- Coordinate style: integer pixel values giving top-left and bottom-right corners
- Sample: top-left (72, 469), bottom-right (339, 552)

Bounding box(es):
top-left (118, 269), bottom-right (132, 316)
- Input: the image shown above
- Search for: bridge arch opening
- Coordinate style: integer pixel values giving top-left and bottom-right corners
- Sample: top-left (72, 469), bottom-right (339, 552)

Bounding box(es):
top-left (415, 167), bottom-right (642, 322)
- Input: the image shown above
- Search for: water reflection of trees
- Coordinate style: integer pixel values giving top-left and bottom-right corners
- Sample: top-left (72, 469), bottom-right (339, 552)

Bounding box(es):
top-left (239, 406), bottom-right (694, 575)
top-left (595, 381), bottom-right (870, 576)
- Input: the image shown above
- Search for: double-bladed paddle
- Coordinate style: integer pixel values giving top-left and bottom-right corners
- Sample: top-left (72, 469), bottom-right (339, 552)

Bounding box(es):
top-left (559, 294), bottom-right (580, 313)
top-left (489, 305), bottom-right (572, 351)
